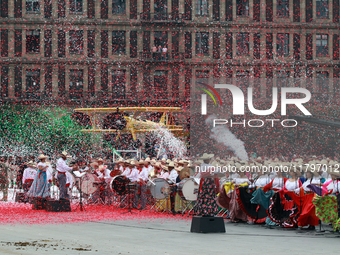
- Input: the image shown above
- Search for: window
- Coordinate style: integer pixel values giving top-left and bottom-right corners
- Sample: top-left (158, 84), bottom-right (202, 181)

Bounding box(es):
top-left (196, 32), bottom-right (209, 56)
top-left (236, 32), bottom-right (249, 55)
top-left (195, 70), bottom-right (209, 85)
top-left (69, 30), bottom-right (83, 54)
top-left (277, 0), bottom-right (289, 18)
top-left (26, 0), bottom-right (40, 12)
top-left (277, 33), bottom-right (289, 56)
top-left (316, 34), bottom-right (328, 56)
top-left (69, 69), bottom-right (83, 99)
top-left (112, 31), bottom-right (126, 54)
top-left (154, 0), bottom-right (167, 19)
top-left (112, 70), bottom-right (126, 99)
top-left (316, 0), bottom-right (328, 18)
top-left (112, 0), bottom-right (125, 14)
top-left (26, 30), bottom-right (40, 53)
top-left (195, 0), bottom-right (208, 16)
top-left (70, 0), bottom-right (83, 13)
top-left (237, 0), bottom-right (249, 16)
top-left (26, 69), bottom-right (40, 99)
top-left (154, 70), bottom-right (168, 99)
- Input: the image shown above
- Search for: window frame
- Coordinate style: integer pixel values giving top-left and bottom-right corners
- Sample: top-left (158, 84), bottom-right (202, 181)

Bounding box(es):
top-left (276, 33), bottom-right (290, 57)
top-left (195, 0), bottom-right (209, 16)
top-left (112, 0), bottom-right (126, 15)
top-left (277, 0), bottom-right (289, 18)
top-left (70, 0), bottom-right (83, 14)
top-left (316, 0), bottom-right (329, 18)
top-left (69, 30), bottom-right (84, 55)
top-left (195, 32), bottom-right (209, 56)
top-left (236, 32), bottom-right (250, 56)
top-left (236, 0), bottom-right (249, 16)
top-left (316, 34), bottom-right (329, 57)
top-left (26, 29), bottom-right (40, 54)
top-left (112, 31), bottom-right (126, 55)
top-left (26, 0), bottom-right (40, 13)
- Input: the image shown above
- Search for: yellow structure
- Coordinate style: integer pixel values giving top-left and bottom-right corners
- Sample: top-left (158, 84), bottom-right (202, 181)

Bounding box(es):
top-left (74, 107), bottom-right (186, 140)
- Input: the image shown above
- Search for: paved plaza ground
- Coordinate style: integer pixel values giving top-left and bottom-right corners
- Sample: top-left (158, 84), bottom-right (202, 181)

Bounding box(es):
top-left (0, 217), bottom-right (339, 255)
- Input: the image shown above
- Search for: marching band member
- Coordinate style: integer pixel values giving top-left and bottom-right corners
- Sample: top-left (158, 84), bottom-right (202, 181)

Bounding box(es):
top-left (22, 161), bottom-right (37, 192)
top-left (56, 151), bottom-right (76, 201)
top-left (121, 160), bottom-right (132, 177)
top-left (137, 160), bottom-right (149, 209)
top-left (126, 160), bottom-right (139, 208)
top-left (167, 162), bottom-right (178, 214)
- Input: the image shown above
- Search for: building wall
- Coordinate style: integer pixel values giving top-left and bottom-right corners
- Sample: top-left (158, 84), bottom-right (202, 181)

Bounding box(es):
top-left (0, 0), bottom-right (339, 103)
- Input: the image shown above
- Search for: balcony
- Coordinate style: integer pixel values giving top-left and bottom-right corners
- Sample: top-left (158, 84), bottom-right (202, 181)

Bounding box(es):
top-left (138, 52), bottom-right (184, 63)
top-left (140, 12), bottom-right (184, 24)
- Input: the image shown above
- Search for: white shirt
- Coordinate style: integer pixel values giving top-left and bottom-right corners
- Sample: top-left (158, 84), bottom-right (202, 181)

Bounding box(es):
top-left (233, 177), bottom-right (251, 185)
top-left (66, 171), bottom-right (74, 188)
top-left (56, 158), bottom-right (73, 173)
top-left (168, 169), bottom-right (178, 184)
top-left (325, 180), bottom-right (340, 193)
top-left (139, 166), bottom-right (150, 182)
top-left (121, 167), bottom-right (131, 177)
top-left (97, 169), bottom-right (112, 183)
top-left (271, 177), bottom-right (285, 190)
top-left (297, 177), bottom-right (321, 192)
top-left (159, 171), bottom-right (170, 180)
top-left (254, 175), bottom-right (272, 188)
top-left (22, 167), bottom-right (37, 183)
top-left (285, 179), bottom-right (300, 191)
top-left (127, 167), bottom-right (139, 182)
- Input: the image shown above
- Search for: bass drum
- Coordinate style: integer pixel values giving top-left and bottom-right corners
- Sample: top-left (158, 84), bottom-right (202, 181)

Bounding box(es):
top-left (147, 178), bottom-right (170, 200)
top-left (178, 178), bottom-right (199, 201)
top-left (80, 173), bottom-right (100, 195)
top-left (110, 175), bottom-right (130, 195)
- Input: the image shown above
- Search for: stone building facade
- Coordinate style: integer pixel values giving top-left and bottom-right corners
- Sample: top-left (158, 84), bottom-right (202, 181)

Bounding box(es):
top-left (0, 0), bottom-right (339, 105)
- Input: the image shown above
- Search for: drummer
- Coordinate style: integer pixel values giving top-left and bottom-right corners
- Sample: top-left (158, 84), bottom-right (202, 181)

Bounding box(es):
top-left (126, 160), bottom-right (139, 208)
top-left (97, 165), bottom-right (112, 203)
top-left (121, 160), bottom-right (132, 177)
top-left (137, 160), bottom-right (149, 209)
top-left (166, 162), bottom-right (178, 214)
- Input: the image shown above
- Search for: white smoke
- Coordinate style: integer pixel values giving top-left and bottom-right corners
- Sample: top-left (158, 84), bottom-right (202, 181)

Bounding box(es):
top-left (153, 126), bottom-right (187, 159)
top-left (205, 115), bottom-right (248, 161)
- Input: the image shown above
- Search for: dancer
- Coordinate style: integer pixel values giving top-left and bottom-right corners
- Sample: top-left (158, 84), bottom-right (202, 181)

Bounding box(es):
top-left (196, 153), bottom-right (219, 217)
top-left (27, 154), bottom-right (50, 205)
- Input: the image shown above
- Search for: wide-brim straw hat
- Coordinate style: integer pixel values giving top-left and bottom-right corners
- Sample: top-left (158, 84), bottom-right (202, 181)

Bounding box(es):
top-left (38, 154), bottom-right (48, 160)
top-left (199, 153), bottom-right (214, 160)
top-left (98, 165), bottom-right (107, 171)
top-left (60, 151), bottom-right (70, 157)
top-left (27, 160), bottom-right (36, 167)
top-left (168, 161), bottom-right (175, 168)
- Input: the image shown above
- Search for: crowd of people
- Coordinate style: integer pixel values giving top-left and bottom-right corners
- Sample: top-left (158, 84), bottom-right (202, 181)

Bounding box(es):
top-left (0, 152), bottom-right (340, 232)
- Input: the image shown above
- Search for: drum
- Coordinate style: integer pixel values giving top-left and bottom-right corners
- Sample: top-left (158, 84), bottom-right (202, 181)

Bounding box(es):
top-left (80, 173), bottom-right (100, 195)
top-left (147, 178), bottom-right (170, 200)
top-left (110, 175), bottom-right (130, 195)
top-left (178, 178), bottom-right (199, 201)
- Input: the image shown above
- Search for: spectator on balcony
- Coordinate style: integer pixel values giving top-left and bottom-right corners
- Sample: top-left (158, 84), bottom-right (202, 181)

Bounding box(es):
top-left (152, 45), bottom-right (157, 59)
top-left (162, 46), bottom-right (168, 60)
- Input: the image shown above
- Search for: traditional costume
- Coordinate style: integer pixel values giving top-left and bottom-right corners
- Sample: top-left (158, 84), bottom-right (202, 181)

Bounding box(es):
top-left (27, 154), bottom-right (50, 202)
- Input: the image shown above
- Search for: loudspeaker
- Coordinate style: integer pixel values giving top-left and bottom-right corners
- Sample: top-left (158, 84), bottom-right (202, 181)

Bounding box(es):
top-left (190, 216), bottom-right (226, 233)
top-left (45, 199), bottom-right (71, 212)
top-left (32, 197), bottom-right (47, 210)
top-left (15, 192), bottom-right (26, 203)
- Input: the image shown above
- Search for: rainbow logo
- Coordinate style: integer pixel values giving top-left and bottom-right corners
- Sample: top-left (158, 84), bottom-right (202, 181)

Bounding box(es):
top-left (196, 82), bottom-right (222, 106)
